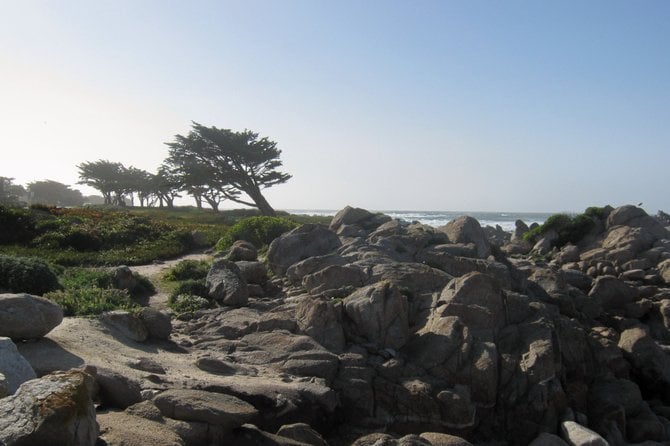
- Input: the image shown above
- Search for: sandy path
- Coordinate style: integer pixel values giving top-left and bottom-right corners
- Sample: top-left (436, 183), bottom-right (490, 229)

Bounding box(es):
top-left (127, 252), bottom-right (213, 310)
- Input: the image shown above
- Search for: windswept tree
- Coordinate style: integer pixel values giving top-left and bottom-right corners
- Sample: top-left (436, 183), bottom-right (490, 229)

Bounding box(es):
top-left (0, 177), bottom-right (26, 205)
top-left (77, 160), bottom-right (126, 205)
top-left (27, 180), bottom-right (84, 207)
top-left (165, 122), bottom-right (291, 216)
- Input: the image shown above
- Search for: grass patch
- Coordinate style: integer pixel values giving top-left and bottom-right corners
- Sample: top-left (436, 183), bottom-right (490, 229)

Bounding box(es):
top-left (43, 267), bottom-right (152, 316)
top-left (163, 259), bottom-right (211, 281)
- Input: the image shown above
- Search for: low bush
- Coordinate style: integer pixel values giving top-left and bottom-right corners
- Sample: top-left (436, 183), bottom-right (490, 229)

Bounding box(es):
top-left (168, 294), bottom-right (211, 314)
top-left (168, 279), bottom-right (209, 302)
top-left (0, 254), bottom-right (61, 295)
top-left (0, 206), bottom-right (36, 244)
top-left (523, 209), bottom-right (600, 248)
top-left (46, 288), bottom-right (137, 316)
top-left (164, 259), bottom-right (211, 281)
top-left (215, 216), bottom-right (298, 250)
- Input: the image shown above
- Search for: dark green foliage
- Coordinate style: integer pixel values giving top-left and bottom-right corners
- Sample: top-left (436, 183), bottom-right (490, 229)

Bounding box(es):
top-left (164, 259), bottom-right (211, 281)
top-left (523, 208), bottom-right (602, 248)
top-left (584, 206), bottom-right (607, 219)
top-left (0, 254), bottom-right (61, 295)
top-left (0, 206), bottom-right (36, 244)
top-left (168, 294), bottom-right (211, 314)
top-left (168, 279), bottom-right (209, 302)
top-left (215, 216), bottom-right (298, 250)
top-left (47, 288), bottom-right (137, 317)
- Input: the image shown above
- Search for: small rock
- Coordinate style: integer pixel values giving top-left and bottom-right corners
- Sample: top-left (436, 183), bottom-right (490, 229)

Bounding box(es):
top-left (96, 367), bottom-right (143, 409)
top-left (139, 307), bottom-right (172, 340)
top-left (560, 420), bottom-right (608, 446)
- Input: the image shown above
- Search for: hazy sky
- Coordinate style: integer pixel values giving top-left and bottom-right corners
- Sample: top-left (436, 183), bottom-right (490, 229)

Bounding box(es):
top-left (1, 1), bottom-right (668, 213)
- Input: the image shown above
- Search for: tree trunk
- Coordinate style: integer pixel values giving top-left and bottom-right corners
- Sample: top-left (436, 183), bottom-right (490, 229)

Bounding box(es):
top-left (247, 188), bottom-right (275, 216)
top-left (204, 196), bottom-right (219, 212)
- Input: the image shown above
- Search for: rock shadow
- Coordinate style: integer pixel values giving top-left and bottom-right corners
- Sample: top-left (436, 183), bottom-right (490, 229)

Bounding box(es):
top-left (17, 338), bottom-right (86, 376)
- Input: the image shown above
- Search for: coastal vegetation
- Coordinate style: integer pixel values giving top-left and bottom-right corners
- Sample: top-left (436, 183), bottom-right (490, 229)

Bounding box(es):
top-left (523, 206), bottom-right (607, 248)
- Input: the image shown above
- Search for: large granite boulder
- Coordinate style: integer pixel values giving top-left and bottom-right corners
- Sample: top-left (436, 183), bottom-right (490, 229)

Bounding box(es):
top-left (0, 337), bottom-right (36, 395)
top-left (153, 389), bottom-right (258, 433)
top-left (438, 216), bottom-right (491, 258)
top-left (227, 240), bottom-right (258, 261)
top-left (330, 206), bottom-right (391, 234)
top-left (206, 259), bottom-right (249, 306)
top-left (0, 370), bottom-right (99, 446)
top-left (302, 264), bottom-right (368, 298)
top-left (0, 293), bottom-right (63, 339)
top-left (267, 224), bottom-right (342, 275)
top-left (343, 282), bottom-right (410, 350)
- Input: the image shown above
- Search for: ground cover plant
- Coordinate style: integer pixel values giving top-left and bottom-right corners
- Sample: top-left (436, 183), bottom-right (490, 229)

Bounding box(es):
top-left (0, 254), bottom-right (61, 295)
top-left (0, 205), bottom-right (328, 267)
top-left (215, 215), bottom-right (299, 251)
top-left (44, 267), bottom-right (154, 316)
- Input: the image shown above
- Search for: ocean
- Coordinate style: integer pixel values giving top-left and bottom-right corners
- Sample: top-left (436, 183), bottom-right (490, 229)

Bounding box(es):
top-left (287, 210), bottom-right (552, 232)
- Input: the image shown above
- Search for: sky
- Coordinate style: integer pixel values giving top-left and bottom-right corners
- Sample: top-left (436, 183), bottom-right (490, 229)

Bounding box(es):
top-left (1, 0), bottom-right (668, 213)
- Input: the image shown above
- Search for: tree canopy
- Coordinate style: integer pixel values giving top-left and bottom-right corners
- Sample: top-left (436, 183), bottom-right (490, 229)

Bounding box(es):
top-left (27, 180), bottom-right (84, 207)
top-left (165, 122), bottom-right (291, 216)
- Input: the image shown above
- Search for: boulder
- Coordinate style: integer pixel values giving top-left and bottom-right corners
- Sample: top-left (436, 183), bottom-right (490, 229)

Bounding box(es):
top-left (0, 337), bottom-right (36, 395)
top-left (618, 326), bottom-right (670, 401)
top-left (0, 293), bottom-right (63, 339)
top-left (286, 254), bottom-right (348, 285)
top-left (226, 423), bottom-right (310, 445)
top-left (438, 216), bottom-right (491, 258)
top-left (275, 423), bottom-right (328, 446)
top-left (206, 259), bottom-right (249, 306)
top-left (588, 275), bottom-right (636, 310)
top-left (416, 246), bottom-right (511, 288)
top-left (97, 410), bottom-right (185, 446)
top-left (607, 205), bottom-right (648, 228)
top-left (368, 261), bottom-right (452, 295)
top-left (511, 219), bottom-right (530, 241)
top-left (139, 307), bottom-right (172, 340)
top-left (268, 224), bottom-right (342, 275)
top-left (236, 261), bottom-right (269, 285)
top-left (343, 282), bottom-right (410, 349)
top-left (112, 265), bottom-right (139, 291)
top-left (295, 296), bottom-right (346, 353)
top-left (330, 206), bottom-right (389, 233)
top-left (0, 370), bottom-right (98, 446)
top-left (560, 421), bottom-right (608, 446)
top-left (302, 264), bottom-right (368, 297)
top-left (153, 389), bottom-right (258, 432)
top-left (227, 240), bottom-right (258, 262)
top-left (96, 367), bottom-right (142, 409)
top-left (436, 272), bottom-right (506, 340)
top-left (100, 310), bottom-right (149, 342)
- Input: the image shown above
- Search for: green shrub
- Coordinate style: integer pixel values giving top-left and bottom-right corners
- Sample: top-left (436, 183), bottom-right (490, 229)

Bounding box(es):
top-left (0, 206), bottom-right (36, 244)
top-left (523, 209), bottom-right (599, 248)
top-left (168, 294), bottom-right (211, 314)
top-left (168, 279), bottom-right (209, 302)
top-left (46, 287), bottom-right (137, 316)
top-left (215, 216), bottom-right (298, 250)
top-left (0, 254), bottom-right (61, 295)
top-left (164, 259), bottom-right (211, 281)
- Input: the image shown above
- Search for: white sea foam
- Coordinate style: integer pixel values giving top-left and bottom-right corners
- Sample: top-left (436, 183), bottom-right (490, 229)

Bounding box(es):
top-left (286, 209), bottom-right (550, 232)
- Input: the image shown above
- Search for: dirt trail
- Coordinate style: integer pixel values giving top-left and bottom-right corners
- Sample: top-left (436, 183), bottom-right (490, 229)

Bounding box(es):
top-left (127, 252), bottom-right (213, 310)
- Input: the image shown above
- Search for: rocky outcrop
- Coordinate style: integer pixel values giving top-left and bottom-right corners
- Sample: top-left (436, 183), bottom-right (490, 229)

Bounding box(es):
top-left (267, 224), bottom-right (342, 275)
top-left (0, 370), bottom-right (98, 446)
top-left (0, 293), bottom-right (63, 339)
top-left (5, 204), bottom-right (670, 446)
